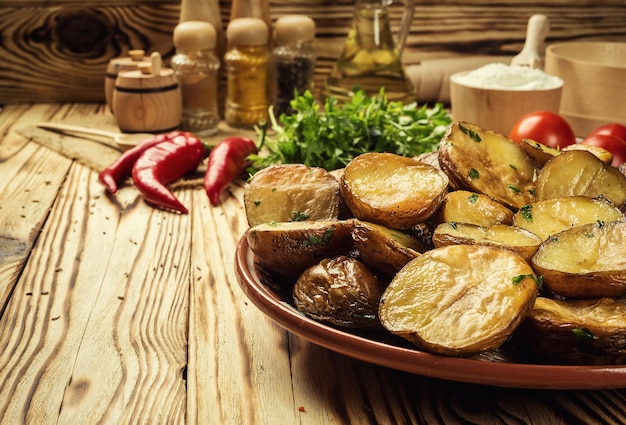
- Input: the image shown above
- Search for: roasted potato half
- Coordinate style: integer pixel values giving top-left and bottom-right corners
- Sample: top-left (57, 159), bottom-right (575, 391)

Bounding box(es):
top-left (379, 244), bottom-right (539, 356)
top-left (340, 152), bottom-right (449, 230)
top-left (519, 138), bottom-right (560, 167)
top-left (244, 164), bottom-right (341, 227)
top-left (531, 220), bottom-right (626, 298)
top-left (535, 150), bottom-right (626, 208)
top-left (562, 143), bottom-right (613, 165)
top-left (438, 122), bottom-right (536, 210)
top-left (518, 297), bottom-right (626, 365)
top-left (247, 220), bottom-right (355, 281)
top-left (434, 190), bottom-right (514, 226)
top-left (513, 196), bottom-right (624, 240)
top-left (432, 223), bottom-right (542, 261)
top-left (293, 256), bottom-right (386, 330)
top-left (352, 220), bottom-right (425, 277)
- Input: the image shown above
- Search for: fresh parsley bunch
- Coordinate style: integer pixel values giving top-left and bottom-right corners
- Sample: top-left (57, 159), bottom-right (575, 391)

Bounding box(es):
top-left (249, 89), bottom-right (452, 172)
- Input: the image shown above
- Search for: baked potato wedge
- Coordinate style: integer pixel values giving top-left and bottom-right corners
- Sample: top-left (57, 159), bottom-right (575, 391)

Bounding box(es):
top-left (562, 143), bottom-right (613, 165)
top-left (434, 190), bottom-right (514, 226)
top-left (379, 244), bottom-right (539, 356)
top-left (432, 222), bottom-right (542, 261)
top-left (518, 297), bottom-right (626, 365)
top-left (293, 256), bottom-right (385, 330)
top-left (340, 152), bottom-right (449, 230)
top-left (531, 220), bottom-right (626, 298)
top-left (513, 196), bottom-right (624, 240)
top-left (519, 138), bottom-right (560, 167)
top-left (352, 220), bottom-right (425, 277)
top-left (438, 122), bottom-right (536, 210)
top-left (247, 220), bottom-right (355, 281)
top-left (244, 164), bottom-right (341, 227)
top-left (535, 150), bottom-right (626, 208)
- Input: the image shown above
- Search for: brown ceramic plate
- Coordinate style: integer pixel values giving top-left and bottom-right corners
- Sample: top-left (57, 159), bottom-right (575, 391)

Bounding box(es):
top-left (235, 232), bottom-right (626, 389)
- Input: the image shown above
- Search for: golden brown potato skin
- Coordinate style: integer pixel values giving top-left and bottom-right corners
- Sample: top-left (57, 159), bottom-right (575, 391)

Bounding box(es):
top-left (244, 164), bottom-right (341, 227)
top-left (434, 190), bottom-right (514, 226)
top-left (247, 220), bottom-right (355, 282)
top-left (438, 122), bottom-right (536, 210)
top-left (340, 152), bottom-right (449, 230)
top-left (432, 222), bottom-right (541, 261)
top-left (535, 150), bottom-right (626, 208)
top-left (531, 220), bottom-right (626, 298)
top-left (293, 256), bottom-right (386, 330)
top-left (379, 244), bottom-right (538, 357)
top-left (513, 196), bottom-right (624, 241)
top-left (352, 220), bottom-right (425, 277)
top-left (517, 297), bottom-right (626, 365)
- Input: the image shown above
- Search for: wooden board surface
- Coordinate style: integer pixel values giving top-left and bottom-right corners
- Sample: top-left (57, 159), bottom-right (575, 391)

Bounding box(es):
top-left (1, 0), bottom-right (625, 104)
top-left (2, 103), bottom-right (626, 424)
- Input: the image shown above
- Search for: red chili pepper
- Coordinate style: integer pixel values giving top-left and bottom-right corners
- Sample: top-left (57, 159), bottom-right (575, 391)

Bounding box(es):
top-left (98, 131), bottom-right (190, 193)
top-left (204, 136), bottom-right (258, 206)
top-left (132, 132), bottom-right (206, 214)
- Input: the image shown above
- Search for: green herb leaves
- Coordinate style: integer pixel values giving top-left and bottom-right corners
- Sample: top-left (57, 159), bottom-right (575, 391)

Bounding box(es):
top-left (249, 89), bottom-right (452, 171)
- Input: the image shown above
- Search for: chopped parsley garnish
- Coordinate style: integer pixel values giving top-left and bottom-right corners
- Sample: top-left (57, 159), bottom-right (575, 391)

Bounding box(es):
top-left (469, 168), bottom-right (479, 179)
top-left (520, 205), bottom-right (533, 223)
top-left (302, 228), bottom-right (334, 247)
top-left (572, 327), bottom-right (595, 341)
top-left (459, 124), bottom-right (482, 142)
top-left (291, 211), bottom-right (310, 222)
top-left (468, 193), bottom-right (479, 204)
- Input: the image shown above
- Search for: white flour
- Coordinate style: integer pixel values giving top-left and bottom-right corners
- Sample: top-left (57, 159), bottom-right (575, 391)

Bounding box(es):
top-left (453, 63), bottom-right (563, 90)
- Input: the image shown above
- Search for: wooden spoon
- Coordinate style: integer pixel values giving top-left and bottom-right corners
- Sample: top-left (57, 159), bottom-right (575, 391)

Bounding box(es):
top-left (36, 122), bottom-right (154, 151)
top-left (511, 14), bottom-right (550, 69)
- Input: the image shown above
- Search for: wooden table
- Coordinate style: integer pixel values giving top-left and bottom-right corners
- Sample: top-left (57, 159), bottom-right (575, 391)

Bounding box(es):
top-left (1, 103), bottom-right (626, 425)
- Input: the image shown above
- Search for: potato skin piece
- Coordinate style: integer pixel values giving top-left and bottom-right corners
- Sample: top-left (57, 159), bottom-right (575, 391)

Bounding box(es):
top-left (293, 256), bottom-right (386, 330)
top-left (535, 150), bottom-right (626, 208)
top-left (244, 164), bottom-right (341, 227)
top-left (352, 220), bottom-right (424, 277)
top-left (513, 196), bottom-right (624, 241)
top-left (340, 152), bottom-right (449, 230)
top-left (379, 244), bottom-right (538, 356)
top-left (247, 220), bottom-right (355, 282)
top-left (434, 190), bottom-right (514, 226)
top-left (432, 222), bottom-right (541, 261)
top-left (517, 297), bottom-right (626, 365)
top-left (438, 121), bottom-right (536, 210)
top-left (531, 220), bottom-right (626, 298)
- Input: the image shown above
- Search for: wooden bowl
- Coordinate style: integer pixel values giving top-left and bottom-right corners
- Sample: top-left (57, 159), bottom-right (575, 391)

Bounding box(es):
top-left (545, 42), bottom-right (626, 137)
top-left (450, 70), bottom-right (563, 136)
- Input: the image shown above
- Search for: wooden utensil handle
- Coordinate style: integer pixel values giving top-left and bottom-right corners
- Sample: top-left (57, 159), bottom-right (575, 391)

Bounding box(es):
top-left (36, 122), bottom-right (121, 139)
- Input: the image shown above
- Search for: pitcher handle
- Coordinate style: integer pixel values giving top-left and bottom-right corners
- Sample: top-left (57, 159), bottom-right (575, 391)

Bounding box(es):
top-left (396, 0), bottom-right (414, 56)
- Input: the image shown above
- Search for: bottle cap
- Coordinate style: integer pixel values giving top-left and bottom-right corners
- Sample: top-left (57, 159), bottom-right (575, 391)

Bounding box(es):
top-left (174, 21), bottom-right (217, 50)
top-left (227, 17), bottom-right (268, 47)
top-left (275, 15), bottom-right (315, 43)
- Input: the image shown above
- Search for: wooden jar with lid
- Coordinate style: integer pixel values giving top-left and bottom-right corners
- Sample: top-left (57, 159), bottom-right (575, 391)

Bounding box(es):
top-left (112, 53), bottom-right (182, 133)
top-left (105, 49), bottom-right (149, 112)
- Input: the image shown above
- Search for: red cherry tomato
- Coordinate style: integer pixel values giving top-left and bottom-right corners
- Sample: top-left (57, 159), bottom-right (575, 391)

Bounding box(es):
top-left (509, 111), bottom-right (576, 149)
top-left (581, 134), bottom-right (626, 166)
top-left (587, 123), bottom-right (626, 143)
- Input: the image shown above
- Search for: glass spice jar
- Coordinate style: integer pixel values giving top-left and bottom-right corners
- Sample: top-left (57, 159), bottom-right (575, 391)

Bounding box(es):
top-left (171, 21), bottom-right (221, 136)
top-left (224, 17), bottom-right (270, 128)
top-left (272, 15), bottom-right (317, 116)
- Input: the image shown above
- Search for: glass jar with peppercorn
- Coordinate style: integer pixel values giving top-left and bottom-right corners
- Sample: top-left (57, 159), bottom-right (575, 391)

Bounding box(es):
top-left (224, 17), bottom-right (270, 128)
top-left (272, 15), bottom-right (317, 116)
top-left (171, 21), bottom-right (221, 136)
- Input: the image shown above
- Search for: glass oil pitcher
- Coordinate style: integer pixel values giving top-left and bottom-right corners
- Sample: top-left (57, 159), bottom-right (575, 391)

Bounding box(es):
top-left (323, 0), bottom-right (416, 103)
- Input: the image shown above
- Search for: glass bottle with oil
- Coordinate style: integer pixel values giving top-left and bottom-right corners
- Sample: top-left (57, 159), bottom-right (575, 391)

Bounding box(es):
top-left (323, 0), bottom-right (416, 104)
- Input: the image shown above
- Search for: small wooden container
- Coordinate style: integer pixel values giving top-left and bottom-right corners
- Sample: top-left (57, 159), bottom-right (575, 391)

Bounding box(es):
top-left (113, 53), bottom-right (182, 133)
top-left (545, 41), bottom-right (626, 137)
top-left (105, 49), bottom-right (149, 112)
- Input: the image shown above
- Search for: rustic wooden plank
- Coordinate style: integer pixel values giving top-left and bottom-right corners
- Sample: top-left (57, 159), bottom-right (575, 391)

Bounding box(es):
top-left (0, 104), bottom-right (73, 311)
top-left (188, 181), bottom-right (301, 424)
top-left (1, 1), bottom-right (625, 103)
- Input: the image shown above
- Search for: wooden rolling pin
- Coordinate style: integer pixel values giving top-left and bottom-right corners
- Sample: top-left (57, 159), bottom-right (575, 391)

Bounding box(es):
top-left (406, 55), bottom-right (514, 104)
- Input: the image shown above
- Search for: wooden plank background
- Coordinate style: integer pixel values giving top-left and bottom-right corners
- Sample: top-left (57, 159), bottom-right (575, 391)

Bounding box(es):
top-left (1, 0), bottom-right (625, 104)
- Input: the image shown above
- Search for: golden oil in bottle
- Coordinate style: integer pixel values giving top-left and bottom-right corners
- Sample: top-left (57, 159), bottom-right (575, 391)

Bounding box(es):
top-left (224, 17), bottom-right (270, 127)
top-left (323, 3), bottom-right (416, 104)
